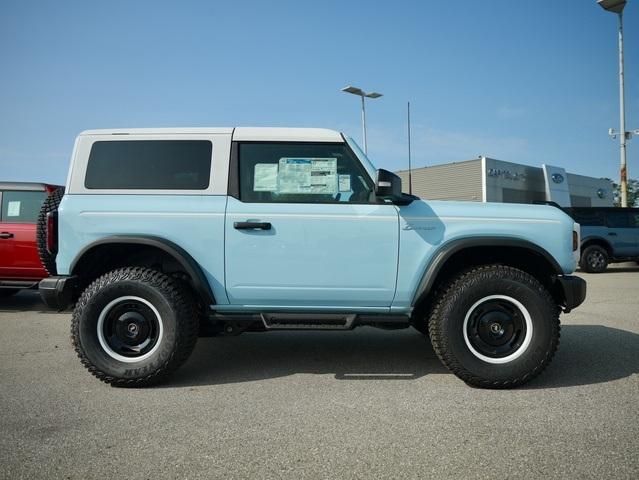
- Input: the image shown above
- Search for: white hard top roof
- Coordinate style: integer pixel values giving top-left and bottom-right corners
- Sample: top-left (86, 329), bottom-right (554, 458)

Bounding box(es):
top-left (79, 127), bottom-right (343, 142)
top-left (233, 127), bottom-right (342, 142)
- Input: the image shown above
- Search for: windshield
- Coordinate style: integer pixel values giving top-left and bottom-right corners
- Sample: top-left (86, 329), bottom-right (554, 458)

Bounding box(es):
top-left (344, 136), bottom-right (377, 181)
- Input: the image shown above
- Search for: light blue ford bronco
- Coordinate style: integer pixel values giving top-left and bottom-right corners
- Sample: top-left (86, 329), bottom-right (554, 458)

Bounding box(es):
top-left (38, 127), bottom-right (586, 388)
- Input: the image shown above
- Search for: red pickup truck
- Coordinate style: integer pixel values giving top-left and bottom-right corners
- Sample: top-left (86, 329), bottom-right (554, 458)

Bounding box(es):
top-left (0, 182), bottom-right (61, 296)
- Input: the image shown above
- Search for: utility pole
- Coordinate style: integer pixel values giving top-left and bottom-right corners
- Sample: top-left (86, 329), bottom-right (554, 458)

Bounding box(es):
top-left (598, 0), bottom-right (630, 206)
top-left (617, 10), bottom-right (628, 207)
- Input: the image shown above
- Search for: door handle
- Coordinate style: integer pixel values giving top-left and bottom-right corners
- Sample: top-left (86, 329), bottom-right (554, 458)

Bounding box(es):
top-left (233, 221), bottom-right (272, 230)
top-left (608, 232), bottom-right (618, 236)
top-left (0, 232), bottom-right (14, 239)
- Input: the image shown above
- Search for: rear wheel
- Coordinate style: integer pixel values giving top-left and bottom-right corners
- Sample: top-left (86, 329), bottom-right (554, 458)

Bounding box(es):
top-left (36, 187), bottom-right (65, 275)
top-left (71, 267), bottom-right (199, 387)
top-left (428, 265), bottom-right (560, 388)
top-left (580, 245), bottom-right (608, 273)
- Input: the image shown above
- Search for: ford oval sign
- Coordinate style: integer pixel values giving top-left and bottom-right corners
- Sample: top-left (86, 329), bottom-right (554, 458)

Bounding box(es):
top-left (551, 173), bottom-right (564, 184)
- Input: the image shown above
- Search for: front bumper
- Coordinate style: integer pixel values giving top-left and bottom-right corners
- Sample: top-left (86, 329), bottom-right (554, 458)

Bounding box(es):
top-left (556, 275), bottom-right (587, 313)
top-left (39, 275), bottom-right (78, 311)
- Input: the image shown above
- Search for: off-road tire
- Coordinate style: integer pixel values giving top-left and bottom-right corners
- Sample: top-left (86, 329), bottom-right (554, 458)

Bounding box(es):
top-left (428, 265), bottom-right (560, 389)
top-left (36, 187), bottom-right (65, 275)
top-left (580, 245), bottom-right (608, 273)
top-left (71, 267), bottom-right (199, 387)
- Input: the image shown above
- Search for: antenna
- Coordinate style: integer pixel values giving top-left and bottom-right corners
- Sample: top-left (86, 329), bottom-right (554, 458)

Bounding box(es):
top-left (407, 101), bottom-right (413, 195)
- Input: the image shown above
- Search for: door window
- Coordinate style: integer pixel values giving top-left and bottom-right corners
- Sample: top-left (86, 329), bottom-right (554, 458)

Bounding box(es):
top-left (0, 191), bottom-right (46, 223)
top-left (237, 143), bottom-right (374, 204)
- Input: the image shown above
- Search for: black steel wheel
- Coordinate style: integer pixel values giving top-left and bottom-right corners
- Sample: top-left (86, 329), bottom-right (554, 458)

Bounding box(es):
top-left (464, 296), bottom-right (530, 361)
top-left (580, 245), bottom-right (608, 273)
top-left (98, 296), bottom-right (162, 361)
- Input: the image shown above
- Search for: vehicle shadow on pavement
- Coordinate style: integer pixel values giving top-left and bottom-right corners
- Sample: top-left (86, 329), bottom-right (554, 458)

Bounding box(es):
top-left (166, 324), bottom-right (639, 389)
top-left (578, 263), bottom-right (639, 274)
top-left (164, 329), bottom-right (448, 387)
top-left (526, 324), bottom-right (639, 389)
top-left (0, 290), bottom-right (51, 314)
top-left (584, 267), bottom-right (639, 274)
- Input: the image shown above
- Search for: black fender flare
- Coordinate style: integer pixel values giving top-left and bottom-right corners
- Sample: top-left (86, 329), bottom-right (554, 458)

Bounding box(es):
top-left (411, 237), bottom-right (563, 307)
top-left (70, 235), bottom-right (215, 306)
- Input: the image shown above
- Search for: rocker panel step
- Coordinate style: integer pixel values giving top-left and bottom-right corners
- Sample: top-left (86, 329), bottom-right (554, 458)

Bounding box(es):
top-left (261, 313), bottom-right (356, 330)
top-left (0, 280), bottom-right (39, 289)
top-left (207, 312), bottom-right (411, 331)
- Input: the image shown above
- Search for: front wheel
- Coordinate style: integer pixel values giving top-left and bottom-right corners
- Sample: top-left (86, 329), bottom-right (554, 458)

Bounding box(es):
top-left (71, 267), bottom-right (199, 387)
top-left (428, 265), bottom-right (560, 388)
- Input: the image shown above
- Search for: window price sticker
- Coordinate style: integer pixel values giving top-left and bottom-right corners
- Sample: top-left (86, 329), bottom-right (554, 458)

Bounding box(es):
top-left (7, 201), bottom-right (21, 217)
top-left (338, 174), bottom-right (351, 192)
top-left (278, 158), bottom-right (337, 194)
top-left (254, 163), bottom-right (278, 192)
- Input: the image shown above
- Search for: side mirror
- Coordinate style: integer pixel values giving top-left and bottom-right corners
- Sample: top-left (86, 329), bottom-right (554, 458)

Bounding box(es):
top-left (375, 169), bottom-right (402, 199)
top-left (375, 169), bottom-right (414, 205)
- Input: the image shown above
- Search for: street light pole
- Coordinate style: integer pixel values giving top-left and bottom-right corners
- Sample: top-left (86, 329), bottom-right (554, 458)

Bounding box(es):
top-left (341, 86), bottom-right (383, 154)
top-left (598, 0), bottom-right (629, 207)
top-left (617, 11), bottom-right (628, 207)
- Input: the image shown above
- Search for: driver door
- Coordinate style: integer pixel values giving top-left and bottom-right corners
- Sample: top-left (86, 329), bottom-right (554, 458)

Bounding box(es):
top-left (224, 141), bottom-right (399, 309)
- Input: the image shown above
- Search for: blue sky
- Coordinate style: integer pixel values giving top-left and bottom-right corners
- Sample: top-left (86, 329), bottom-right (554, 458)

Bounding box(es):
top-left (1, 0), bottom-right (638, 185)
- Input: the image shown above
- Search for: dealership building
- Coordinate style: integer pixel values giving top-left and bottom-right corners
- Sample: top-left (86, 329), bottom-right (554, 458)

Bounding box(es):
top-left (396, 156), bottom-right (613, 207)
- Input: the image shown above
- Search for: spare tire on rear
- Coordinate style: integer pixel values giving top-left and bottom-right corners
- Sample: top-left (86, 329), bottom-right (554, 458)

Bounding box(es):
top-left (36, 187), bottom-right (65, 275)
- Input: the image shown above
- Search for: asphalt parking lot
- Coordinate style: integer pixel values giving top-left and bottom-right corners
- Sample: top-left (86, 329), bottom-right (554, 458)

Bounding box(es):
top-left (1, 265), bottom-right (638, 479)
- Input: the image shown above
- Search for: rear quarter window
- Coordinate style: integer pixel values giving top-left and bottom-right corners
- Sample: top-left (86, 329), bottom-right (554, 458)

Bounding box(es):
top-left (85, 140), bottom-right (212, 190)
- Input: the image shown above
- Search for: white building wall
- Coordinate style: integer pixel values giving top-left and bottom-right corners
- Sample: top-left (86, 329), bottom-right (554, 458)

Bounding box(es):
top-left (566, 173), bottom-right (613, 207)
top-left (484, 158), bottom-right (546, 203)
top-left (397, 157), bottom-right (614, 206)
top-left (396, 160), bottom-right (483, 201)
